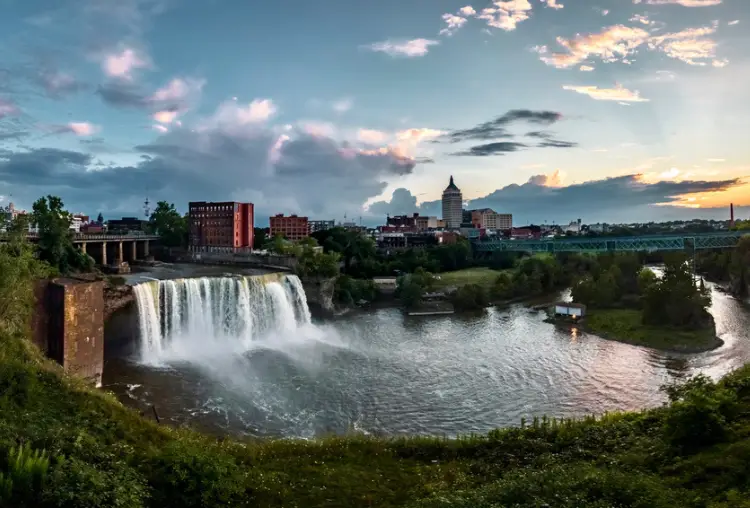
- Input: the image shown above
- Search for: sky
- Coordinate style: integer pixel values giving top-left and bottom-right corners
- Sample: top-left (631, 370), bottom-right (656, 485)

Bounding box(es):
top-left (0, 0), bottom-right (749, 226)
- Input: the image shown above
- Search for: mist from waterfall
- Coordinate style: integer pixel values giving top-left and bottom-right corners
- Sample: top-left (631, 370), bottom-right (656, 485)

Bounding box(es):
top-left (132, 273), bottom-right (320, 365)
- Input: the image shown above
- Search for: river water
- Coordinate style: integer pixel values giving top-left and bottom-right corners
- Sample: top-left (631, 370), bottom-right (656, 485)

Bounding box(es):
top-left (103, 265), bottom-right (750, 439)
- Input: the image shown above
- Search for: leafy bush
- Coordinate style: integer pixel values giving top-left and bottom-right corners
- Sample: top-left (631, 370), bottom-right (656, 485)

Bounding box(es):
top-left (661, 375), bottom-right (739, 451)
top-left (451, 284), bottom-right (489, 312)
top-left (334, 275), bottom-right (378, 305)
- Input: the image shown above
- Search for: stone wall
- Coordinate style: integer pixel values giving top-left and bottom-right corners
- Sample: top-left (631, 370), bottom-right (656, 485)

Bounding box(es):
top-left (34, 279), bottom-right (105, 386)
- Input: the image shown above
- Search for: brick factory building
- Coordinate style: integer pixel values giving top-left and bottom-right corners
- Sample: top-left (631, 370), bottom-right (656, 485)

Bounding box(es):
top-left (270, 214), bottom-right (309, 242)
top-left (189, 201), bottom-right (254, 249)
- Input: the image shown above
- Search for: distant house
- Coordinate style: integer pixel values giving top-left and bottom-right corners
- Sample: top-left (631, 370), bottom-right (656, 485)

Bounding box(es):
top-left (554, 302), bottom-right (586, 319)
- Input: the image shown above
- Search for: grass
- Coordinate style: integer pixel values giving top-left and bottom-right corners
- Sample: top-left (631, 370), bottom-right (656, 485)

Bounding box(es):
top-left (3, 328), bottom-right (750, 506)
top-left (432, 267), bottom-right (504, 290)
top-left (584, 308), bottom-right (722, 353)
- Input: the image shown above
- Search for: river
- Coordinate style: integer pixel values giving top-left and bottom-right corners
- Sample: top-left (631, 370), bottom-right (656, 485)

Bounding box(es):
top-left (102, 265), bottom-right (750, 439)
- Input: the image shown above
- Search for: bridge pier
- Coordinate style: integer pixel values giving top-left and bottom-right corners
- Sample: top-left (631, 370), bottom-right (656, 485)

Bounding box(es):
top-left (118, 241), bottom-right (123, 265)
top-left (130, 241), bottom-right (137, 262)
top-left (101, 241), bottom-right (107, 265)
top-left (144, 239), bottom-right (150, 258)
top-left (80, 242), bottom-right (87, 255)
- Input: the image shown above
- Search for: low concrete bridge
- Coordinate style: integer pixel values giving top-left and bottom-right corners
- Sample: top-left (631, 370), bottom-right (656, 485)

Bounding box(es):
top-left (5, 233), bottom-right (161, 265)
top-left (472, 231), bottom-right (748, 254)
top-left (73, 234), bottom-right (159, 265)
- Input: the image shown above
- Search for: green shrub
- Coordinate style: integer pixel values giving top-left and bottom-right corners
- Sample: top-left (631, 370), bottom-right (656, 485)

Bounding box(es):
top-left (145, 438), bottom-right (248, 507)
top-left (661, 375), bottom-right (739, 451)
top-left (451, 284), bottom-right (488, 312)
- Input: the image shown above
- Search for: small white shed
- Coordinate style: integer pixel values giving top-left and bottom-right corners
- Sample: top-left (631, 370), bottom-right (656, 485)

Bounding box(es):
top-left (554, 302), bottom-right (587, 319)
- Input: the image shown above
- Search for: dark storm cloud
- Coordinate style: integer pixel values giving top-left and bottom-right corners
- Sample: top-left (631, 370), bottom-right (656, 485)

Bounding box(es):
top-left (0, 130), bottom-right (29, 141)
top-left (451, 141), bottom-right (527, 157)
top-left (96, 81), bottom-right (150, 108)
top-left (440, 109), bottom-right (563, 144)
top-left (538, 139), bottom-right (577, 148)
top-left (365, 174), bottom-right (745, 224)
top-left (0, 123), bottom-right (419, 220)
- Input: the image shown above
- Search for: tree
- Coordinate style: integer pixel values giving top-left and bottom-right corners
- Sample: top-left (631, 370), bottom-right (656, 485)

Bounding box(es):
top-left (32, 196), bottom-right (92, 274)
top-left (452, 284), bottom-right (489, 312)
top-left (149, 201), bottom-right (187, 248)
top-left (253, 228), bottom-right (268, 249)
top-left (96, 212), bottom-right (104, 224)
top-left (0, 216), bottom-right (54, 336)
top-left (642, 257), bottom-right (711, 329)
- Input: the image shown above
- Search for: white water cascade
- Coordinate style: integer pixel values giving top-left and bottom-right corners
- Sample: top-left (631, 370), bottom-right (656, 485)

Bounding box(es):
top-left (132, 273), bottom-right (313, 363)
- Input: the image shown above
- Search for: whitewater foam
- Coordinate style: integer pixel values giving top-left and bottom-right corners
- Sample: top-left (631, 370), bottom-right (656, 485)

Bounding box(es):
top-left (133, 273), bottom-right (319, 365)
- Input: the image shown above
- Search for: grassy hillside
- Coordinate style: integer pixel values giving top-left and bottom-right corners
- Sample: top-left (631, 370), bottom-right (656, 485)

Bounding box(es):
top-left (2, 330), bottom-right (750, 507)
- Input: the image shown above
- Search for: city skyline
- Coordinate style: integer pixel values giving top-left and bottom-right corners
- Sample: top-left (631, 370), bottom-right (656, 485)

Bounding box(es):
top-left (1, 0), bottom-right (749, 225)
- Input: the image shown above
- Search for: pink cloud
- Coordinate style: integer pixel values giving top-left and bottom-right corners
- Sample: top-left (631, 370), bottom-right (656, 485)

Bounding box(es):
top-left (478, 0), bottom-right (534, 31)
top-left (440, 13), bottom-right (468, 36)
top-left (534, 25), bottom-right (650, 68)
top-left (459, 5), bottom-right (476, 16)
top-left (357, 128), bottom-right (388, 144)
top-left (153, 111), bottom-right (179, 124)
top-left (67, 122), bottom-right (99, 136)
top-left (634, 0), bottom-right (721, 6)
top-left (562, 84), bottom-right (650, 102)
top-left (152, 124), bottom-right (168, 133)
top-left (102, 47), bottom-right (149, 80)
top-left (0, 99), bottom-right (19, 118)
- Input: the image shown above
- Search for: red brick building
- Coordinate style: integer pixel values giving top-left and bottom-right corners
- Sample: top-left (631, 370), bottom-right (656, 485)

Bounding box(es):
top-left (189, 201), bottom-right (254, 249)
top-left (269, 214), bottom-right (309, 242)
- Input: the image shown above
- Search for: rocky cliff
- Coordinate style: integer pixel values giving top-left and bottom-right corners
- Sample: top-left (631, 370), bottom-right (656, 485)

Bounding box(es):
top-left (301, 276), bottom-right (336, 317)
top-left (104, 283), bottom-right (135, 319)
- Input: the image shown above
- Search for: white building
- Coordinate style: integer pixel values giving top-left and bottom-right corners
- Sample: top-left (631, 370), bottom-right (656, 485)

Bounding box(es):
top-left (441, 175), bottom-right (463, 230)
top-left (564, 219), bottom-right (582, 234)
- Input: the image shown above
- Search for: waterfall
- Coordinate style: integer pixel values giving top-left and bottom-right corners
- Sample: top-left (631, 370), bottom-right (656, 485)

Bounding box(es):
top-left (133, 273), bottom-right (312, 361)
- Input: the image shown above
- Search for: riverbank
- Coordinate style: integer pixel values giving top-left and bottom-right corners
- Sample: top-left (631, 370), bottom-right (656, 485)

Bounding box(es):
top-left (4, 327), bottom-right (750, 507)
top-left (550, 308), bottom-right (723, 353)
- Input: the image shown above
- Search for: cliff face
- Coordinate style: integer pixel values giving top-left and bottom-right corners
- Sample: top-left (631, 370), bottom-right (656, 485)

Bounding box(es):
top-left (104, 284), bottom-right (135, 319)
top-left (301, 277), bottom-right (336, 317)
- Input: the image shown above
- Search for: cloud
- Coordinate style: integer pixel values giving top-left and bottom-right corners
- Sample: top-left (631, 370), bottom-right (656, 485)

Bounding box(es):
top-left (396, 128), bottom-right (445, 144)
top-left (477, 0), bottom-right (535, 31)
top-left (332, 98), bottom-right (353, 113)
top-left (630, 14), bottom-right (653, 25)
top-left (440, 13), bottom-right (469, 36)
top-left (33, 70), bottom-right (87, 99)
top-left (534, 25), bottom-right (650, 68)
top-left (633, 0), bottom-right (721, 6)
top-left (542, 0), bottom-right (564, 9)
top-left (152, 124), bottom-right (168, 133)
top-left (0, 131), bottom-right (29, 142)
top-left (451, 141), bottom-right (528, 156)
top-left (579, 65), bottom-right (595, 71)
top-left (209, 99), bottom-right (278, 126)
top-left (101, 47), bottom-right (149, 80)
top-left (728, 20), bottom-right (739, 26)
top-left (562, 84), bottom-right (650, 102)
top-left (538, 22), bottom-right (726, 69)
top-left (364, 38), bottom-right (439, 57)
top-left (441, 109), bottom-right (563, 143)
top-left (98, 77), bottom-right (204, 122)
top-left (67, 122), bottom-right (99, 136)
top-left (357, 128), bottom-right (388, 144)
top-left (0, 99), bottom-right (422, 220)
top-left (648, 23), bottom-right (723, 66)
top-left (0, 99), bottom-right (20, 119)
top-left (459, 6), bottom-right (477, 16)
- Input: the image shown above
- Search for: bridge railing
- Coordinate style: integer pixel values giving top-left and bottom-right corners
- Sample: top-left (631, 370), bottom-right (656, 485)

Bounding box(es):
top-left (472, 231), bottom-right (748, 253)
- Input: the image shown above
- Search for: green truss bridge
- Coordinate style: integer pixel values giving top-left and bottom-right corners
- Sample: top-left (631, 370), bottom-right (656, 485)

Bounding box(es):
top-left (472, 231), bottom-right (748, 254)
